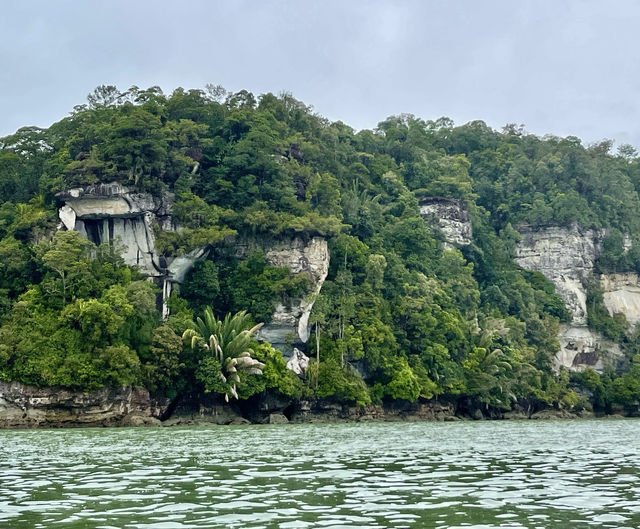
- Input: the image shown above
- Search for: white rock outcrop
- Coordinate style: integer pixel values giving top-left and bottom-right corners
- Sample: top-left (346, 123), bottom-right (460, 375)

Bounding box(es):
top-left (58, 185), bottom-right (330, 345)
top-left (286, 348), bottom-right (310, 375)
top-left (236, 236), bottom-right (330, 352)
top-left (515, 225), bottom-right (602, 325)
top-left (57, 182), bottom-right (172, 278)
top-left (556, 325), bottom-right (621, 372)
top-left (601, 273), bottom-right (640, 330)
top-left (57, 183), bottom-right (210, 320)
top-left (515, 225), bottom-right (625, 372)
top-left (419, 197), bottom-right (472, 249)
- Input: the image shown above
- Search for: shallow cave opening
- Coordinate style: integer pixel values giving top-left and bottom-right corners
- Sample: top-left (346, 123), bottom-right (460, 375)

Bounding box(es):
top-left (282, 403), bottom-right (296, 420)
top-left (83, 219), bottom-right (103, 246)
top-left (82, 217), bottom-right (116, 246)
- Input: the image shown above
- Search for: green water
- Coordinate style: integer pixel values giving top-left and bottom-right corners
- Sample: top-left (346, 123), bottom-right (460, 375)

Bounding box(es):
top-left (1, 420), bottom-right (639, 528)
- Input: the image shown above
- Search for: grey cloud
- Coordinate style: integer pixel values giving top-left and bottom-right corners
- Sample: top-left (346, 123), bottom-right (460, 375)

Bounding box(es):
top-left (2, 0), bottom-right (640, 149)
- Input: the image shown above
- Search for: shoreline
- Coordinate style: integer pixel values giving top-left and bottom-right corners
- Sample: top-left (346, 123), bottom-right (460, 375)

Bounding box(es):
top-left (1, 379), bottom-right (636, 429)
top-left (1, 410), bottom-right (633, 430)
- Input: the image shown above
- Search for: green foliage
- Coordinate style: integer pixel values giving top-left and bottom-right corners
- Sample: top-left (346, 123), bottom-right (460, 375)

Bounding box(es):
top-left (235, 343), bottom-right (305, 400)
top-left (587, 283), bottom-right (629, 341)
top-left (143, 324), bottom-right (184, 396)
top-left (462, 346), bottom-right (513, 408)
top-left (0, 235), bottom-right (159, 389)
top-left (208, 251), bottom-right (309, 323)
top-left (3, 84), bottom-right (640, 413)
top-left (180, 260), bottom-right (220, 313)
top-left (315, 358), bottom-right (371, 407)
top-left (185, 308), bottom-right (265, 401)
top-left (154, 192), bottom-right (237, 255)
top-left (383, 356), bottom-right (422, 402)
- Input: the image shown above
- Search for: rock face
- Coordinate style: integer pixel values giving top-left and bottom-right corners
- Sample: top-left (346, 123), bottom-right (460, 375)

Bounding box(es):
top-left (57, 182), bottom-right (172, 278)
top-left (515, 225), bottom-right (602, 325)
top-left (290, 399), bottom-right (457, 423)
top-left (57, 183), bottom-right (203, 318)
top-left (556, 325), bottom-right (621, 372)
top-left (162, 395), bottom-right (245, 426)
top-left (515, 225), bottom-right (625, 371)
top-left (58, 184), bottom-right (330, 339)
top-left (235, 236), bottom-right (330, 352)
top-left (419, 197), bottom-right (472, 249)
top-left (0, 380), bottom-right (162, 428)
top-left (601, 273), bottom-right (640, 330)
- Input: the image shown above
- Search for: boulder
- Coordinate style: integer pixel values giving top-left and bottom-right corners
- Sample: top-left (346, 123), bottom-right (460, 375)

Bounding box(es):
top-left (286, 348), bottom-right (310, 375)
top-left (268, 413), bottom-right (289, 424)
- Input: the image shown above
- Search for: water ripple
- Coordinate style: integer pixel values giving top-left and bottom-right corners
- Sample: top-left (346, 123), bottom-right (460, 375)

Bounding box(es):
top-left (1, 420), bottom-right (640, 528)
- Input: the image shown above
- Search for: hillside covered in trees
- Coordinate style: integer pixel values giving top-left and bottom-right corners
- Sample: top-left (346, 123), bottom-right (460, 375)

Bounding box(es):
top-left (2, 84), bottom-right (640, 418)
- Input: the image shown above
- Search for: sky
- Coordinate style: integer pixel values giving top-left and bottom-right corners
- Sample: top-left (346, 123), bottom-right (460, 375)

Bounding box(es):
top-left (3, 0), bottom-right (640, 149)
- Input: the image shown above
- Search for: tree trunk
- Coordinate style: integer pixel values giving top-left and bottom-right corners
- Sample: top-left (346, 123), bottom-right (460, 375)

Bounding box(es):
top-left (315, 322), bottom-right (320, 388)
top-left (60, 271), bottom-right (66, 308)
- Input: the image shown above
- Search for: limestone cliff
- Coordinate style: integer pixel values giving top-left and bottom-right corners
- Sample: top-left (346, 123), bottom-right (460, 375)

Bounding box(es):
top-left (0, 380), bottom-right (162, 428)
top-left (57, 183), bottom-right (329, 353)
top-left (515, 225), bottom-right (602, 325)
top-left (235, 236), bottom-right (330, 352)
top-left (515, 225), bottom-right (625, 371)
top-left (0, 380), bottom-right (253, 428)
top-left (418, 197), bottom-right (472, 249)
top-left (556, 325), bottom-right (622, 372)
top-left (57, 182), bottom-right (173, 278)
top-left (600, 273), bottom-right (640, 331)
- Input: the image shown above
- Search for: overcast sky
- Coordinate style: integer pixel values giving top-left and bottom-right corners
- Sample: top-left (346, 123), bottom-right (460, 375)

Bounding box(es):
top-left (3, 1), bottom-right (640, 149)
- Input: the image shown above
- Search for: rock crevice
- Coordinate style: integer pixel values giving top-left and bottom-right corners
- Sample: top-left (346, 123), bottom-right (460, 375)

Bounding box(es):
top-left (57, 183), bottom-right (173, 278)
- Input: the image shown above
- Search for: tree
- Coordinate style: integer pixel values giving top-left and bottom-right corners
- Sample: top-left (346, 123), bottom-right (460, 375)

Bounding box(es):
top-left (462, 346), bottom-right (513, 408)
top-left (183, 308), bottom-right (265, 401)
top-left (40, 231), bottom-right (94, 307)
top-left (308, 292), bottom-right (330, 387)
top-left (144, 324), bottom-right (185, 396)
top-left (181, 260), bottom-right (220, 313)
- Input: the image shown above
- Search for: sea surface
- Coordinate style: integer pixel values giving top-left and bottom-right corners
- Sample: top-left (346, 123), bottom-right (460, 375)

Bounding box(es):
top-left (1, 419), bottom-right (639, 528)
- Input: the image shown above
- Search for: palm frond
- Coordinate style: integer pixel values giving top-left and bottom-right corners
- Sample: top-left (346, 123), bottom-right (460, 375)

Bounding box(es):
top-left (188, 307), bottom-right (266, 400)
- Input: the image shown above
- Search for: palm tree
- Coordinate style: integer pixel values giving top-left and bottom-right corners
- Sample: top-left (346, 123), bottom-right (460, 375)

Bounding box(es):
top-left (464, 346), bottom-right (514, 408)
top-left (183, 308), bottom-right (265, 402)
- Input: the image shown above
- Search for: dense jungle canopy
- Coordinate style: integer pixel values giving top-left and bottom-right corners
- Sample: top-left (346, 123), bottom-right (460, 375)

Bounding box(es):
top-left (1, 84), bottom-right (640, 413)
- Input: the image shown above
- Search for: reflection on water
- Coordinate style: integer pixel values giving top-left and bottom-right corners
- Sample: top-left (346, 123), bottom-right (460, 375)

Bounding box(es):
top-left (1, 420), bottom-right (640, 528)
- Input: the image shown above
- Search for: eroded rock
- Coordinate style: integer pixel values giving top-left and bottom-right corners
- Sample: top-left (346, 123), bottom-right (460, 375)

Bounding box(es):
top-left (57, 182), bottom-right (173, 278)
top-left (58, 186), bottom-right (330, 343)
top-left (515, 225), bottom-right (626, 372)
top-left (556, 324), bottom-right (622, 372)
top-left (0, 380), bottom-right (160, 428)
top-left (601, 273), bottom-right (640, 330)
top-left (419, 197), bottom-right (472, 249)
top-left (286, 348), bottom-right (310, 375)
top-left (289, 400), bottom-right (457, 423)
top-left (515, 225), bottom-right (602, 325)
top-left (268, 413), bottom-right (289, 424)
top-left (57, 183), bottom-right (214, 319)
top-left (236, 236), bottom-right (330, 351)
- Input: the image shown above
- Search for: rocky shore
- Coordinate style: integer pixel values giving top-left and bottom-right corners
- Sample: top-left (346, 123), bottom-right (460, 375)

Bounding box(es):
top-left (1, 380), bottom-right (634, 429)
